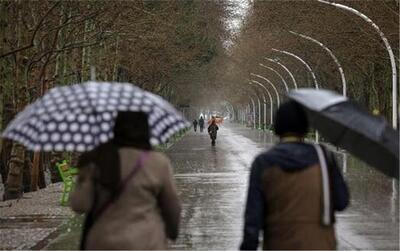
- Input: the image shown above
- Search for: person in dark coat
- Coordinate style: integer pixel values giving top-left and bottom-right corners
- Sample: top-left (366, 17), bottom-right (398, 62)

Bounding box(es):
top-left (240, 101), bottom-right (349, 250)
top-left (208, 118), bottom-right (219, 146)
top-left (193, 119), bottom-right (198, 132)
top-left (199, 116), bottom-right (205, 132)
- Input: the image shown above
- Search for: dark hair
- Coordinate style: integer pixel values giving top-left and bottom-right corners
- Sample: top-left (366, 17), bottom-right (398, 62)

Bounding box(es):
top-left (113, 111), bottom-right (152, 150)
top-left (274, 101), bottom-right (309, 137)
top-left (78, 142), bottom-right (120, 194)
top-left (78, 111), bottom-right (152, 194)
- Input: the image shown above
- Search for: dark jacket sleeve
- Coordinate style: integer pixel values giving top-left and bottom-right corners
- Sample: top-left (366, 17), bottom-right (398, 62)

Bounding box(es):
top-left (240, 156), bottom-right (265, 250)
top-left (330, 156), bottom-right (349, 211)
top-left (323, 147), bottom-right (350, 211)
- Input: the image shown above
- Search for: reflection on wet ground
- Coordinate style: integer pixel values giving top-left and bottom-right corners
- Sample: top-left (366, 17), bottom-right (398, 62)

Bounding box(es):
top-left (167, 123), bottom-right (399, 250)
top-left (334, 152), bottom-right (399, 250)
top-left (47, 122), bottom-right (398, 250)
top-left (168, 124), bottom-right (266, 250)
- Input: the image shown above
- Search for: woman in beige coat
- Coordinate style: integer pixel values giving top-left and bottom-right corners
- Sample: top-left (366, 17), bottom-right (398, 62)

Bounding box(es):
top-left (70, 111), bottom-right (181, 250)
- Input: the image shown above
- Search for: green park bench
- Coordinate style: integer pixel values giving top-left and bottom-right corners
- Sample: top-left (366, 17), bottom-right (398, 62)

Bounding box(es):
top-left (56, 160), bottom-right (79, 206)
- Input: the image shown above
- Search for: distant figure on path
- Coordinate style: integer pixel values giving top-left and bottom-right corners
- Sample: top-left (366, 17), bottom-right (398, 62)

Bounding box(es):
top-left (240, 101), bottom-right (349, 250)
top-left (193, 119), bottom-right (198, 132)
top-left (199, 116), bottom-right (205, 132)
top-left (70, 111), bottom-right (181, 250)
top-left (208, 118), bottom-right (219, 146)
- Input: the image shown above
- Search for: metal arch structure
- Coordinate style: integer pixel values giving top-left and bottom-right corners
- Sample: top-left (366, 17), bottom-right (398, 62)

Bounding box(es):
top-left (250, 88), bottom-right (263, 129)
top-left (249, 97), bottom-right (256, 129)
top-left (259, 63), bottom-right (290, 92)
top-left (271, 49), bottom-right (321, 142)
top-left (239, 100), bottom-right (249, 124)
top-left (264, 57), bottom-right (298, 89)
top-left (250, 80), bottom-right (274, 124)
top-left (223, 101), bottom-right (236, 121)
top-left (238, 103), bottom-right (248, 124)
top-left (289, 31), bottom-right (347, 96)
top-left (251, 73), bottom-right (281, 106)
top-left (318, 0), bottom-right (397, 128)
top-left (248, 82), bottom-right (268, 128)
top-left (244, 87), bottom-right (263, 129)
top-left (247, 103), bottom-right (251, 124)
top-left (272, 48), bottom-right (319, 89)
top-left (238, 86), bottom-right (262, 129)
top-left (243, 104), bottom-right (248, 123)
top-left (241, 81), bottom-right (273, 129)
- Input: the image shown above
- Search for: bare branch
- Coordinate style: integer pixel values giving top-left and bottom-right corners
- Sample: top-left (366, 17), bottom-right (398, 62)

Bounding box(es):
top-left (0, 1), bottom-right (61, 59)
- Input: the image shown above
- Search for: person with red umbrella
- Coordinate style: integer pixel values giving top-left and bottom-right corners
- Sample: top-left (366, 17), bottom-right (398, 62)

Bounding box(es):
top-left (208, 117), bottom-right (219, 146)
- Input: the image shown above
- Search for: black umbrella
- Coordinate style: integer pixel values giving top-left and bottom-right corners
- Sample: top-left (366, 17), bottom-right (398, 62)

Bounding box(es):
top-left (288, 88), bottom-right (399, 179)
top-left (2, 82), bottom-right (190, 152)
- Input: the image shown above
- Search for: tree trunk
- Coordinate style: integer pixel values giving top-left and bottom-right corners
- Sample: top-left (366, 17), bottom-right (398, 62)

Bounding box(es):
top-left (50, 152), bottom-right (63, 183)
top-left (22, 152), bottom-right (32, 193)
top-left (112, 36), bottom-right (119, 81)
top-left (38, 152), bottom-right (46, 189)
top-left (30, 152), bottom-right (40, 191)
top-left (81, 18), bottom-right (91, 82)
top-left (53, 2), bottom-right (66, 85)
top-left (4, 1), bottom-right (27, 199)
top-left (0, 102), bottom-right (14, 185)
top-left (4, 143), bottom-right (25, 200)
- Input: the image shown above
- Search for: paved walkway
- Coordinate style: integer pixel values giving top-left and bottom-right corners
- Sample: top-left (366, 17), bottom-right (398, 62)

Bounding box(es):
top-left (168, 124), bottom-right (265, 250)
top-left (168, 122), bottom-right (399, 250)
top-left (0, 183), bottom-right (74, 250)
top-left (0, 122), bottom-right (398, 250)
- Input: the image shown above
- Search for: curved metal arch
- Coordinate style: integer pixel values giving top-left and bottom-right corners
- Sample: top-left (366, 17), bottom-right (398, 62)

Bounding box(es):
top-left (223, 100), bottom-right (235, 121)
top-left (272, 48), bottom-right (319, 89)
top-left (249, 80), bottom-right (274, 124)
top-left (318, 0), bottom-right (397, 128)
top-left (248, 83), bottom-right (268, 127)
top-left (259, 63), bottom-right (290, 92)
top-left (289, 31), bottom-right (346, 96)
top-left (237, 85), bottom-right (262, 129)
top-left (264, 57), bottom-right (298, 89)
top-left (250, 73), bottom-right (281, 106)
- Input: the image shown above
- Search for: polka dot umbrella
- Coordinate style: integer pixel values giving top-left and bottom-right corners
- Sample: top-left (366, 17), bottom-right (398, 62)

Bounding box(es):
top-left (2, 82), bottom-right (190, 152)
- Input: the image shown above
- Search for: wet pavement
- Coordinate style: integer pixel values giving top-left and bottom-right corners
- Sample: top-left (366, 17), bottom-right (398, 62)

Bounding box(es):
top-left (168, 124), bottom-right (264, 250)
top-left (2, 122), bottom-right (398, 250)
top-left (168, 122), bottom-right (399, 250)
top-left (0, 183), bottom-right (74, 250)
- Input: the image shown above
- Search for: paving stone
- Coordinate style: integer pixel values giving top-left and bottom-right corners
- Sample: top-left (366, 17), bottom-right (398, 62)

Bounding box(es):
top-left (0, 183), bottom-right (74, 250)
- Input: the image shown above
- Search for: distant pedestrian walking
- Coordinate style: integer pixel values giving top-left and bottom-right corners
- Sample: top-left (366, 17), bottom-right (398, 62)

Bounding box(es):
top-left (199, 116), bottom-right (205, 132)
top-left (70, 112), bottom-right (181, 250)
top-left (193, 119), bottom-right (198, 132)
top-left (240, 101), bottom-right (349, 250)
top-left (208, 119), bottom-right (219, 146)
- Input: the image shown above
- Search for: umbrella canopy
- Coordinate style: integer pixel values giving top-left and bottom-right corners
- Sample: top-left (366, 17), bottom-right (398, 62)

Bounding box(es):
top-left (2, 82), bottom-right (190, 152)
top-left (208, 116), bottom-right (224, 125)
top-left (288, 88), bottom-right (399, 179)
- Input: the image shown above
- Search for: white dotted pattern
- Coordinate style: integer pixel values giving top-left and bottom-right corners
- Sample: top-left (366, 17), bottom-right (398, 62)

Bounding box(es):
top-left (2, 82), bottom-right (190, 152)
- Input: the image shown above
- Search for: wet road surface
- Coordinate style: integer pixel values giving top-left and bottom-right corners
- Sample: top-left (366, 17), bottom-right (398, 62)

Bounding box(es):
top-left (168, 122), bottom-right (398, 250)
top-left (46, 122), bottom-right (399, 250)
top-left (0, 183), bottom-right (74, 250)
top-left (168, 124), bottom-right (266, 250)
